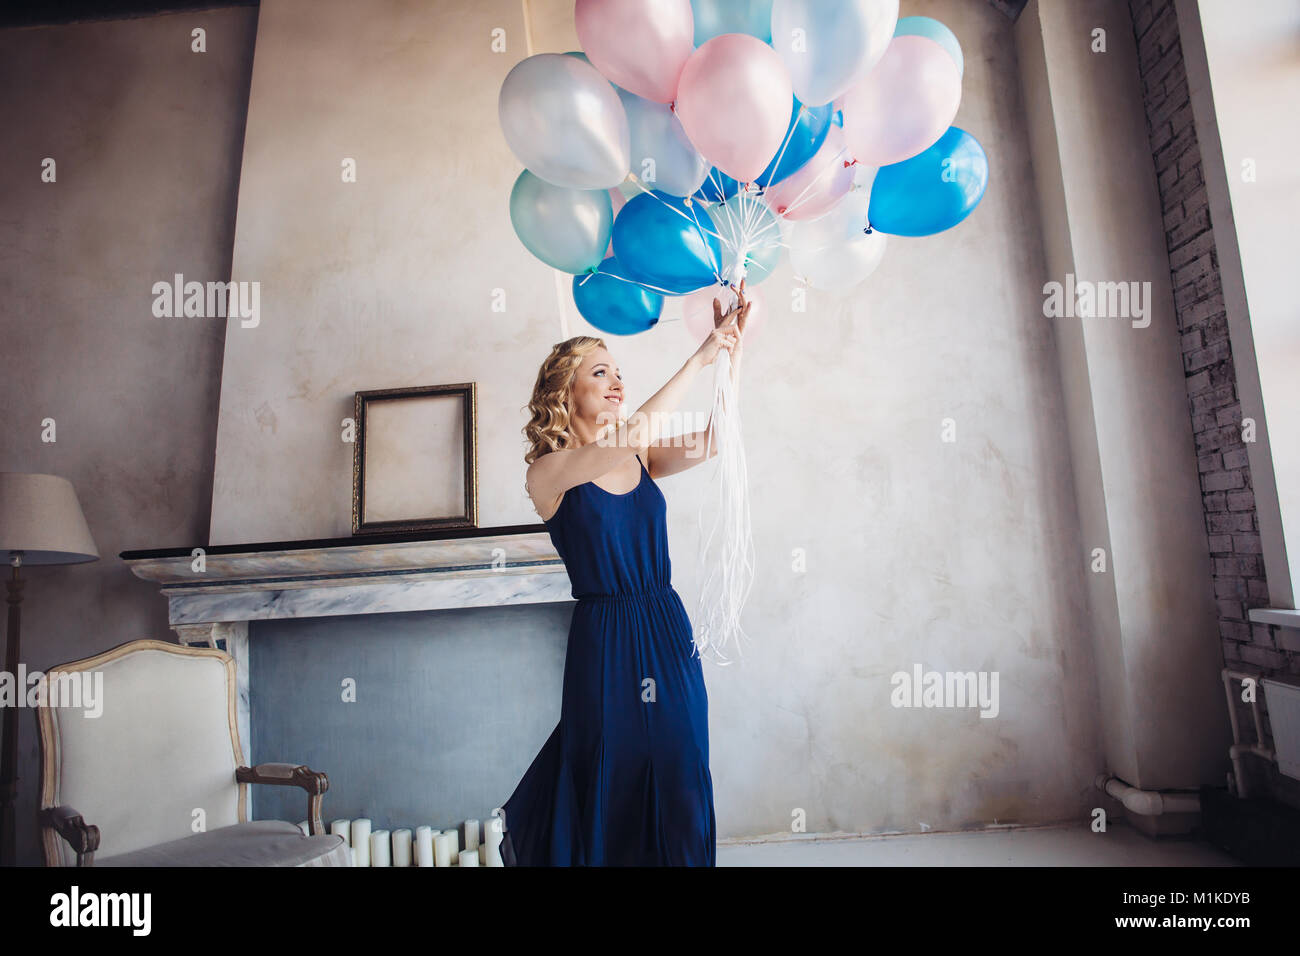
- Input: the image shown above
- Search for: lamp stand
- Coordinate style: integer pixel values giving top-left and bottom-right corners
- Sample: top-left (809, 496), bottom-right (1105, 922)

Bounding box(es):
top-left (1, 554), bottom-right (24, 867)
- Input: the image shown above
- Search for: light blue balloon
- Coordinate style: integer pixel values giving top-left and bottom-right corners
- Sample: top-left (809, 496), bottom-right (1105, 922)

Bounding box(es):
top-left (691, 0), bottom-right (774, 46)
top-left (617, 88), bottom-right (710, 197)
top-left (510, 169), bottom-right (613, 274)
top-left (868, 127), bottom-right (988, 237)
top-left (707, 199), bottom-right (782, 284)
top-left (894, 15), bottom-right (963, 76)
top-left (612, 190), bottom-right (722, 294)
top-left (572, 256), bottom-right (663, 335)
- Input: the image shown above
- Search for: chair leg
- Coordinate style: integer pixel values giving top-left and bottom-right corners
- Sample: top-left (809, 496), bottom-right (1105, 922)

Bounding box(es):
top-left (307, 793), bottom-right (324, 836)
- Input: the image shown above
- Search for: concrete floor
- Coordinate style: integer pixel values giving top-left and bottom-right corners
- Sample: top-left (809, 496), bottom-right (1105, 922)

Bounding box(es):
top-left (717, 823), bottom-right (1240, 866)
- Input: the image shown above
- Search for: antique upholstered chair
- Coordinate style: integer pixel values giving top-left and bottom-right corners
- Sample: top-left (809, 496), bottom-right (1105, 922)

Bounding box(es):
top-left (37, 638), bottom-right (350, 866)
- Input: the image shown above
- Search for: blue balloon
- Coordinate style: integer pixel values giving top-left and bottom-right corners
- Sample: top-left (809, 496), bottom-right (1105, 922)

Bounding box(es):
top-left (832, 109), bottom-right (843, 127)
top-left (691, 0), bottom-right (773, 46)
top-left (572, 256), bottom-right (663, 335)
top-left (868, 127), bottom-right (988, 237)
top-left (612, 190), bottom-right (721, 294)
top-left (693, 96), bottom-right (834, 199)
top-left (760, 97), bottom-right (834, 188)
top-left (695, 168), bottom-right (740, 202)
top-left (894, 16), bottom-right (963, 76)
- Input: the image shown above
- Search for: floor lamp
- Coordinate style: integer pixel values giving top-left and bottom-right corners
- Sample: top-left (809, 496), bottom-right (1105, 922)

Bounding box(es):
top-left (0, 473), bottom-right (98, 866)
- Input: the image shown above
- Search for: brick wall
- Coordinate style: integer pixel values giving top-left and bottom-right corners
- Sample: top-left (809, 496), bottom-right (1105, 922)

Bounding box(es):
top-left (1129, 0), bottom-right (1300, 806)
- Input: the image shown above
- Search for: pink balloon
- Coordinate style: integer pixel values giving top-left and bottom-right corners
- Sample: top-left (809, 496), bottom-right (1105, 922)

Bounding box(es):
top-left (841, 36), bottom-right (961, 167)
top-left (682, 283), bottom-right (764, 346)
top-left (575, 0), bottom-right (694, 103)
top-left (675, 34), bottom-right (793, 184)
top-left (762, 124), bottom-right (856, 220)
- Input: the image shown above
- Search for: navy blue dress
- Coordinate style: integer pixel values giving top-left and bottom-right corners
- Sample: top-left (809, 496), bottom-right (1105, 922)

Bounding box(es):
top-left (499, 452), bottom-right (717, 866)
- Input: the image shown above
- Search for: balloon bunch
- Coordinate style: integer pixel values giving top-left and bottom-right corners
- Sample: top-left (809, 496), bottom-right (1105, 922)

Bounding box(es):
top-left (499, 0), bottom-right (990, 336)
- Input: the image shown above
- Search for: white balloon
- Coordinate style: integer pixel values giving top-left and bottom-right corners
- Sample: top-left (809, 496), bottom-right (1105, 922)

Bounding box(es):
top-left (498, 54), bottom-right (630, 189)
top-left (850, 162), bottom-right (878, 203)
top-left (788, 192), bottom-right (887, 292)
top-left (770, 0), bottom-right (899, 106)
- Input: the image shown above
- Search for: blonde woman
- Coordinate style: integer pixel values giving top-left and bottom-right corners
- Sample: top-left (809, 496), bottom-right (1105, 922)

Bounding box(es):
top-left (498, 283), bottom-right (749, 866)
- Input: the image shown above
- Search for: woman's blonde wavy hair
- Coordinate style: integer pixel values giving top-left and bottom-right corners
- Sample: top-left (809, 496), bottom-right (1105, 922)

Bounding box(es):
top-left (522, 335), bottom-right (609, 473)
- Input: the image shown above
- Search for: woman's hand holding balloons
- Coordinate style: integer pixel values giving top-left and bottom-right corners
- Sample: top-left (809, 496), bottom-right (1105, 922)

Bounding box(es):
top-left (712, 278), bottom-right (751, 365)
top-left (716, 279), bottom-right (749, 401)
top-left (691, 288), bottom-right (745, 369)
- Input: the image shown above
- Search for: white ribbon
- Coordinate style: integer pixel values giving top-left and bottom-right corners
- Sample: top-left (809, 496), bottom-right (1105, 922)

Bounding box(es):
top-left (692, 295), bottom-right (756, 666)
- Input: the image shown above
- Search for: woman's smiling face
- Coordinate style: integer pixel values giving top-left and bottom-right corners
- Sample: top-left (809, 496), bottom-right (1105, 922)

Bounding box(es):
top-left (570, 346), bottom-right (625, 432)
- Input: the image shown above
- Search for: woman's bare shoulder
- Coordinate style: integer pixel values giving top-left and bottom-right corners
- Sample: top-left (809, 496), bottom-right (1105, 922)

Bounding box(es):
top-left (526, 451), bottom-right (565, 486)
top-left (526, 455), bottom-right (566, 521)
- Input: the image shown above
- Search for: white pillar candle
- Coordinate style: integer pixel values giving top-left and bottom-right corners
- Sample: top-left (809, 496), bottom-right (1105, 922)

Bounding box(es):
top-left (462, 819), bottom-right (480, 852)
top-left (370, 830), bottom-right (391, 867)
top-left (330, 819), bottom-right (351, 846)
top-left (352, 818), bottom-right (372, 867)
top-left (483, 816), bottom-right (504, 867)
top-left (350, 847), bottom-right (359, 867)
top-left (392, 828), bottom-right (413, 867)
top-left (415, 826), bottom-right (435, 867)
top-left (478, 844), bottom-right (486, 865)
top-left (296, 820), bottom-right (310, 836)
top-left (458, 848), bottom-right (479, 867)
top-left (434, 830), bottom-right (456, 867)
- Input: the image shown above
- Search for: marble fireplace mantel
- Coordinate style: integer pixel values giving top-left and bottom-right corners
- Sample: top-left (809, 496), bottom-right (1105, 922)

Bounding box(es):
top-left (121, 524), bottom-right (571, 761)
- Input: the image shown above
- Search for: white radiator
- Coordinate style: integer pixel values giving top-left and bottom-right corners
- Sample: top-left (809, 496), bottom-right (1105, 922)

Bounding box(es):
top-left (1263, 676), bottom-right (1300, 780)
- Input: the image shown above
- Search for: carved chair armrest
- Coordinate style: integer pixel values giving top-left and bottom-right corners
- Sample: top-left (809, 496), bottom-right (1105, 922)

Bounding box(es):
top-left (235, 763), bottom-right (330, 836)
top-left (39, 805), bottom-right (101, 867)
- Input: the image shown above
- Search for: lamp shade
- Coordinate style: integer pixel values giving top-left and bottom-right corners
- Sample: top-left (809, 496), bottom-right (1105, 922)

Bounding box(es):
top-left (0, 473), bottom-right (98, 565)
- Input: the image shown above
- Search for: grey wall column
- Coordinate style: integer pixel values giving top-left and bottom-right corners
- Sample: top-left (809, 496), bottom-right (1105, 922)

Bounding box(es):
top-left (1015, 0), bottom-right (1229, 802)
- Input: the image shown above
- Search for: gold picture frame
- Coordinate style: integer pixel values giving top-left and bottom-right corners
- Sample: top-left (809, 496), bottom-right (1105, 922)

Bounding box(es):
top-left (351, 383), bottom-right (478, 534)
